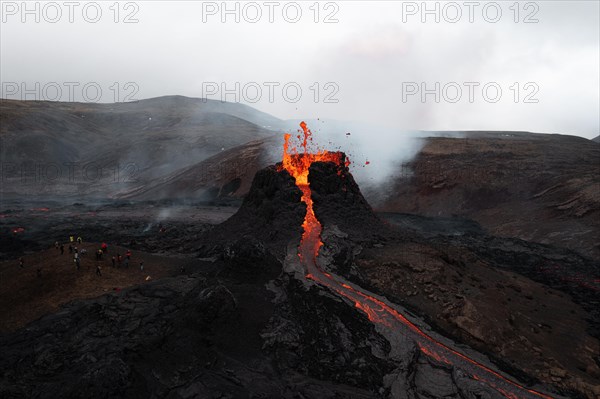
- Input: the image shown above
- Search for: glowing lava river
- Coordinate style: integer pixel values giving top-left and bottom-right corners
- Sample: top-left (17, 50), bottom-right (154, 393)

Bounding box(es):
top-left (280, 122), bottom-right (556, 399)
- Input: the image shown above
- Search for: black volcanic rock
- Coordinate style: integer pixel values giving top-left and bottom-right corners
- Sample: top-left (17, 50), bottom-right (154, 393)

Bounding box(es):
top-left (5, 240), bottom-right (362, 398)
top-left (309, 160), bottom-right (390, 242)
top-left (0, 270), bottom-right (386, 399)
top-left (263, 276), bottom-right (395, 391)
top-left (203, 158), bottom-right (389, 258)
top-left (193, 285), bottom-right (237, 325)
top-left (201, 165), bottom-right (305, 258)
top-left (0, 249), bottom-right (397, 398)
top-left (222, 238), bottom-right (283, 278)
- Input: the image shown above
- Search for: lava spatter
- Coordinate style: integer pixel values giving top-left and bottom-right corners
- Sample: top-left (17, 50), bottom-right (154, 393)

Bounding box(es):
top-left (280, 122), bottom-right (555, 399)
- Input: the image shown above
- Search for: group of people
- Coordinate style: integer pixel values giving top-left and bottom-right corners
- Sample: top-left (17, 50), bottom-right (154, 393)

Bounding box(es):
top-left (49, 236), bottom-right (146, 276)
top-left (108, 250), bottom-right (134, 268)
top-left (95, 243), bottom-right (108, 261)
top-left (18, 235), bottom-right (148, 280)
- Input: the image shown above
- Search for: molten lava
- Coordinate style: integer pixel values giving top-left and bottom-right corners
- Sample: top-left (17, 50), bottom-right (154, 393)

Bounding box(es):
top-left (280, 122), bottom-right (553, 399)
top-left (280, 121), bottom-right (348, 187)
top-left (279, 121), bottom-right (348, 260)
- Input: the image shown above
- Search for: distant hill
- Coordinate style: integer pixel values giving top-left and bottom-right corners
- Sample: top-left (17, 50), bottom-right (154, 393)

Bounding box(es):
top-left (0, 96), bottom-right (282, 198)
top-left (118, 136), bottom-right (279, 201)
top-left (592, 135), bottom-right (600, 143)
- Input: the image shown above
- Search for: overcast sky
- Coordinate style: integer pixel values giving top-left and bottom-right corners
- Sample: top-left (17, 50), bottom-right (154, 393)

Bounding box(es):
top-left (1, 0), bottom-right (599, 138)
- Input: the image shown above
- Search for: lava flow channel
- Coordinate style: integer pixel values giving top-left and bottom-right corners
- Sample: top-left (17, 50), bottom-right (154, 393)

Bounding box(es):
top-left (280, 122), bottom-right (555, 399)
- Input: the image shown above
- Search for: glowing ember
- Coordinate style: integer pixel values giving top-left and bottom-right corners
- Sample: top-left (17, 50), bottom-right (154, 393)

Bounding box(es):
top-left (280, 122), bottom-right (554, 399)
top-left (12, 227), bottom-right (25, 234)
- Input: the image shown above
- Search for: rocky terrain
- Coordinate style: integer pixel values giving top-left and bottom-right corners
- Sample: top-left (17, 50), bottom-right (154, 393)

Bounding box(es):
top-left (2, 158), bottom-right (598, 398)
top-left (0, 242), bottom-right (194, 333)
top-left (0, 252), bottom-right (398, 399)
top-left (378, 132), bottom-right (600, 261)
top-left (0, 201), bottom-right (237, 261)
top-left (306, 159), bottom-right (600, 398)
top-left (2, 98), bottom-right (599, 398)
